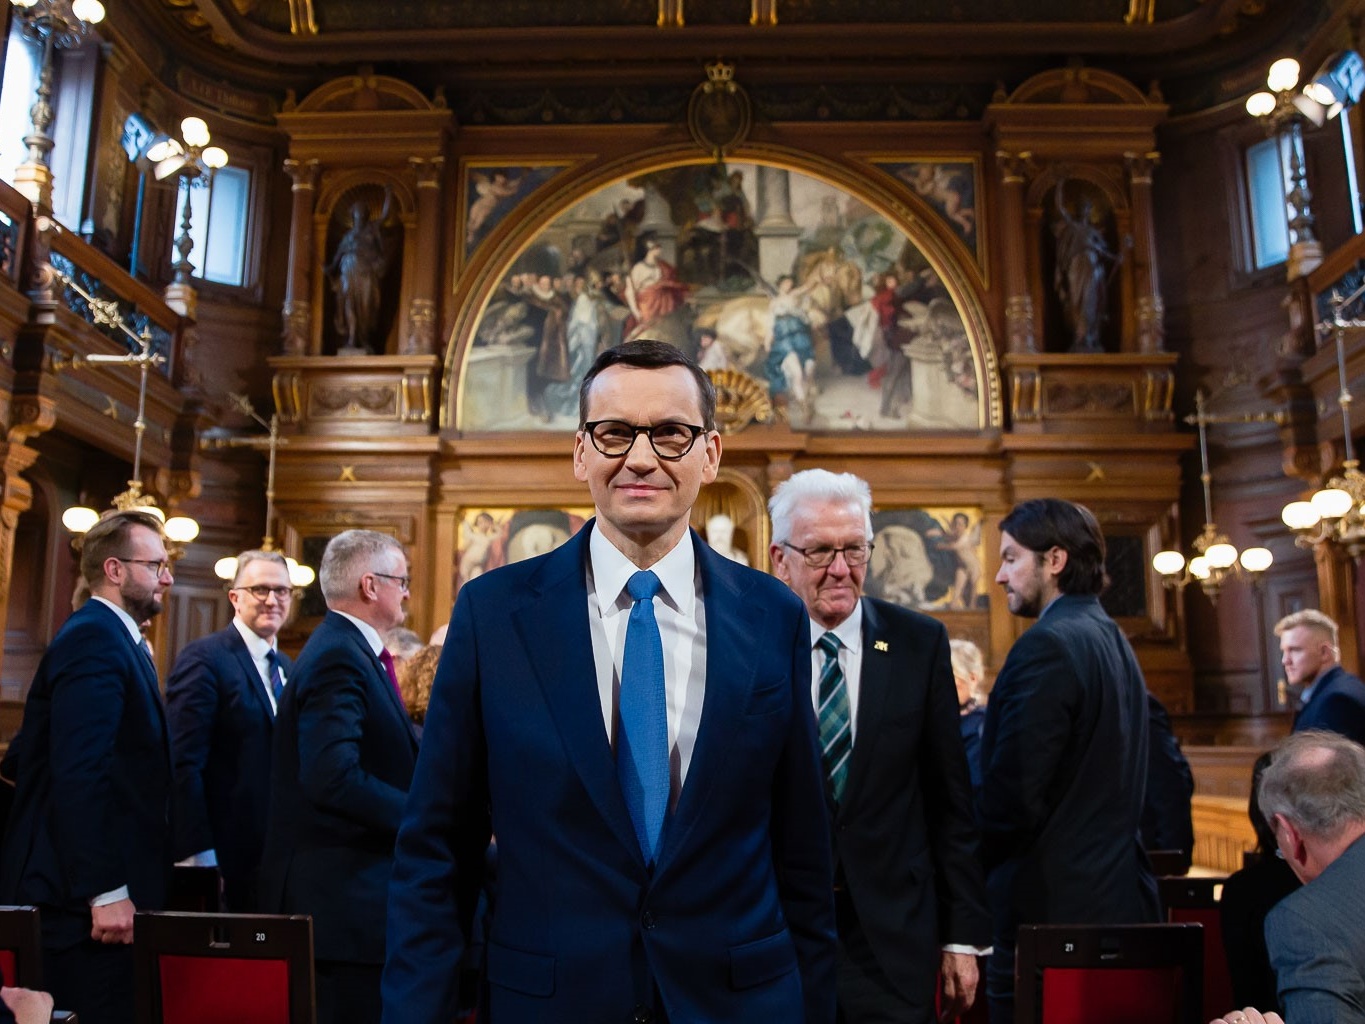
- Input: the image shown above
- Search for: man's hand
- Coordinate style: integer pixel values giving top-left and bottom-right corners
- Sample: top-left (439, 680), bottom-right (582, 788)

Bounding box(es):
top-left (1, 986), bottom-right (54, 1024)
top-left (90, 898), bottom-right (135, 944)
top-left (1209, 1009), bottom-right (1285, 1024)
top-left (939, 950), bottom-right (979, 1021)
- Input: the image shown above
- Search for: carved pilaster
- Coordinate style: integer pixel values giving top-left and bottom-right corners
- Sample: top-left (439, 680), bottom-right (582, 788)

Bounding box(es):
top-left (1126, 150), bottom-right (1166, 354)
top-left (406, 298), bottom-right (437, 356)
top-left (282, 158), bottom-right (320, 355)
top-left (406, 156), bottom-right (444, 356)
top-left (996, 150), bottom-right (1036, 353)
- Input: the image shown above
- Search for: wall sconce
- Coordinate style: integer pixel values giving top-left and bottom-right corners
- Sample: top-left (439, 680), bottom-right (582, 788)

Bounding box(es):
top-left (145, 117), bottom-right (228, 285)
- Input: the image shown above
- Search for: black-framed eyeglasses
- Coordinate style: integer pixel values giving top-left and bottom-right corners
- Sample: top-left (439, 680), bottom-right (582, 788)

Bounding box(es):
top-left (116, 557), bottom-right (171, 577)
top-left (231, 585), bottom-right (294, 602)
top-left (779, 542), bottom-right (875, 569)
top-left (581, 420), bottom-right (706, 461)
top-left (372, 572), bottom-right (411, 591)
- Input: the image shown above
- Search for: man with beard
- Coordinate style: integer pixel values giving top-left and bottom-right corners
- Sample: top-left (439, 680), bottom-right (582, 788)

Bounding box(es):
top-left (0, 510), bottom-right (174, 1024)
top-left (977, 498), bottom-right (1159, 1024)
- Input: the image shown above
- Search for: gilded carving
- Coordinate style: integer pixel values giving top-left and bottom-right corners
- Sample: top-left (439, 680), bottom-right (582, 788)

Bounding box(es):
top-left (708, 368), bottom-right (776, 434)
top-left (405, 299), bottom-right (437, 356)
top-left (310, 384), bottom-right (399, 418)
top-left (1010, 369), bottom-right (1041, 423)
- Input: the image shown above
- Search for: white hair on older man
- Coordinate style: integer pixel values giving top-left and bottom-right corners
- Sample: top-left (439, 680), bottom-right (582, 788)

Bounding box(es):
top-left (768, 468), bottom-right (873, 544)
top-left (318, 529), bottom-right (404, 602)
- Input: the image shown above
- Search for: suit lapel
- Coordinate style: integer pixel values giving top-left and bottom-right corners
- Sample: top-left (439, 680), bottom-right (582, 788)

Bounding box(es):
top-left (328, 613), bottom-right (419, 751)
top-left (843, 598), bottom-right (892, 815)
top-left (513, 527), bottom-right (643, 866)
top-left (225, 627), bottom-right (275, 722)
top-left (657, 537), bottom-right (765, 870)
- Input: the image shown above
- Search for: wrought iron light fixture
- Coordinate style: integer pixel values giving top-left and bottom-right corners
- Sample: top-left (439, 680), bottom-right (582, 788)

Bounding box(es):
top-left (1153, 390), bottom-right (1273, 602)
top-left (1282, 281), bottom-right (1365, 558)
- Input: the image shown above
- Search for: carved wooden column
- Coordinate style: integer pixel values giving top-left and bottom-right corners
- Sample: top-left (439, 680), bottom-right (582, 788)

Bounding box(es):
top-left (405, 156), bottom-right (443, 356)
top-left (996, 151), bottom-right (1036, 353)
top-left (1126, 151), bottom-right (1165, 354)
top-left (282, 158), bottom-right (319, 356)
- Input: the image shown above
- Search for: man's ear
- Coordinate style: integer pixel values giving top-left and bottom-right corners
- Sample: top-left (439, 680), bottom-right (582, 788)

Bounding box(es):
top-left (770, 544), bottom-right (791, 584)
top-left (1043, 545), bottom-right (1069, 580)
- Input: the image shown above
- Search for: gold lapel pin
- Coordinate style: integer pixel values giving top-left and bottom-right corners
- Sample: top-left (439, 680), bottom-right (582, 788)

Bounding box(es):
top-left (874, 640), bottom-right (889, 652)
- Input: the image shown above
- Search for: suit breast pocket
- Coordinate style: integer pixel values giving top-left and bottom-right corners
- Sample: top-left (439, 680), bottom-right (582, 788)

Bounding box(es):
top-left (744, 680), bottom-right (787, 716)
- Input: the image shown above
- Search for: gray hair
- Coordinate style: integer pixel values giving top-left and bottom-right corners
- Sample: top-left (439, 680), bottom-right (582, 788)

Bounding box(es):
top-left (768, 469), bottom-right (873, 544)
top-left (1259, 730), bottom-right (1365, 840)
top-left (384, 627), bottom-right (424, 659)
top-left (319, 529), bottom-right (404, 602)
top-left (232, 549), bottom-right (290, 586)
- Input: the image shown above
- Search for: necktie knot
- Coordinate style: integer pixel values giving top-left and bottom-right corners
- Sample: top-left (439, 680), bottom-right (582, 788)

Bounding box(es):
top-left (627, 569), bottom-right (662, 603)
top-left (817, 631), bottom-right (841, 660)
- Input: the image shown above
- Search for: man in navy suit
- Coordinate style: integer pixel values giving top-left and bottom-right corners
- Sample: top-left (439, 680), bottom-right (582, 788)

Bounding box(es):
top-left (383, 340), bottom-right (836, 1024)
top-left (259, 529), bottom-right (417, 1024)
top-left (1276, 610), bottom-right (1365, 747)
top-left (0, 510), bottom-right (174, 1024)
top-left (1255, 730), bottom-right (1365, 1021)
top-left (166, 549), bottom-right (295, 910)
top-left (768, 469), bottom-right (990, 1023)
top-left (977, 499), bottom-right (1159, 1024)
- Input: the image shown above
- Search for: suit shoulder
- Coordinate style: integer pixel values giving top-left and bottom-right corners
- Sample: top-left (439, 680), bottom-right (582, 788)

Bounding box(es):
top-left (172, 626), bottom-right (241, 662)
top-left (864, 596), bottom-right (947, 636)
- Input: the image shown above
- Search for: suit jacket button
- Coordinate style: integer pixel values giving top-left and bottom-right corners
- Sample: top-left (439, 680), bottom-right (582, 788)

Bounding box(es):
top-left (632, 1006), bottom-right (652, 1023)
top-left (641, 910), bottom-right (655, 929)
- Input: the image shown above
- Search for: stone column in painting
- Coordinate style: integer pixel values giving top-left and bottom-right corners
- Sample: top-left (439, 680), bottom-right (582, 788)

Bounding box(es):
top-left (282, 158), bottom-right (319, 355)
top-left (1125, 151), bottom-right (1165, 354)
top-left (996, 150), bottom-right (1036, 353)
top-left (406, 156), bottom-right (443, 355)
top-left (755, 164), bottom-right (801, 285)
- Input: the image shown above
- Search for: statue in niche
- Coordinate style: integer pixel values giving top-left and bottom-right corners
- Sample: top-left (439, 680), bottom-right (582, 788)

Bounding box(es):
top-left (705, 513), bottom-right (749, 565)
top-left (326, 187), bottom-right (397, 355)
top-left (1051, 180), bottom-right (1118, 353)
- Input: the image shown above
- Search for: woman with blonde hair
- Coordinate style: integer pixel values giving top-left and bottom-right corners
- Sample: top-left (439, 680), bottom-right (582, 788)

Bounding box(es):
top-left (950, 637), bottom-right (988, 797)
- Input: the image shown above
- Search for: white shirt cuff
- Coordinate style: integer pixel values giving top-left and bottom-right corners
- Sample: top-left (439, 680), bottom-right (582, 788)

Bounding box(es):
top-left (90, 886), bottom-right (129, 907)
top-left (943, 944), bottom-right (992, 956)
top-left (175, 850), bottom-right (218, 867)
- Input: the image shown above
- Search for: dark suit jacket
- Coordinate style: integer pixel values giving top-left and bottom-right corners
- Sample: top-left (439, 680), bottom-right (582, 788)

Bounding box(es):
top-left (1266, 831), bottom-right (1365, 1022)
top-left (0, 600), bottom-right (172, 948)
top-left (166, 623), bottom-right (293, 910)
top-left (832, 598), bottom-right (990, 1011)
top-left (977, 594), bottom-right (1159, 950)
top-left (382, 525), bottom-right (837, 1024)
top-left (258, 611), bottom-right (418, 964)
top-left (1140, 692), bottom-right (1194, 871)
top-left (1294, 665), bottom-right (1365, 747)
top-left (1220, 854), bottom-right (1300, 1013)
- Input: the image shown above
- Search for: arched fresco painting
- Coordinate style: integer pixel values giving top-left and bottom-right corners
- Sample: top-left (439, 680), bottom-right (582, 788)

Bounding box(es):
top-left (457, 160), bottom-right (985, 432)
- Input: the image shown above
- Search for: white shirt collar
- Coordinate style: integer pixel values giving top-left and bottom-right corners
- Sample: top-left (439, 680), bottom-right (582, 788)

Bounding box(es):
top-left (333, 610), bottom-right (385, 656)
top-left (589, 524), bottom-right (696, 616)
top-left (231, 616), bottom-right (278, 659)
top-left (90, 595), bottom-right (143, 644)
top-left (806, 599), bottom-right (863, 656)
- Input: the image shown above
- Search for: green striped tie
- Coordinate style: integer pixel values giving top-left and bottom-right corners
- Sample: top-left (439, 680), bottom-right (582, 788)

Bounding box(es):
top-left (817, 631), bottom-right (851, 802)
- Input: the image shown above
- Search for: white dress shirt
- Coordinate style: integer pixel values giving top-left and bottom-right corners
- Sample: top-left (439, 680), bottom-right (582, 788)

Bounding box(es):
top-left (587, 526), bottom-right (707, 802)
top-left (335, 610), bottom-right (385, 657)
top-left (232, 616), bottom-right (286, 716)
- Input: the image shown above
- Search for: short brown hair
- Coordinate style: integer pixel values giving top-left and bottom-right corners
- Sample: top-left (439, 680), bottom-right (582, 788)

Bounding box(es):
top-left (79, 510), bottom-right (165, 587)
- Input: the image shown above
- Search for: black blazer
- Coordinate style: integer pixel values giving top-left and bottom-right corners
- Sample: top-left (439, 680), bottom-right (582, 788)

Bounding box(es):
top-left (978, 594), bottom-right (1160, 948)
top-left (166, 623), bottom-right (293, 911)
top-left (0, 600), bottom-right (172, 947)
top-left (258, 611), bottom-right (418, 964)
top-left (831, 598), bottom-right (990, 1012)
top-left (1294, 664), bottom-right (1365, 747)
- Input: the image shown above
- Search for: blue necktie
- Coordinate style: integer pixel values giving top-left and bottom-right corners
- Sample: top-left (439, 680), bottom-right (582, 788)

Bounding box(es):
top-left (817, 632), bottom-right (852, 803)
top-left (617, 570), bottom-right (669, 865)
top-left (265, 649), bottom-right (285, 704)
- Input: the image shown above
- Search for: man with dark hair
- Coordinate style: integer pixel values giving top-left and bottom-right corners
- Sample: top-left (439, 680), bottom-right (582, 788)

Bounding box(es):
top-left (166, 549), bottom-right (295, 911)
top-left (385, 339), bottom-right (836, 1024)
top-left (1253, 730), bottom-right (1365, 1022)
top-left (260, 529), bottom-right (417, 1024)
top-left (977, 498), bottom-right (1159, 1024)
top-left (0, 510), bottom-right (174, 1024)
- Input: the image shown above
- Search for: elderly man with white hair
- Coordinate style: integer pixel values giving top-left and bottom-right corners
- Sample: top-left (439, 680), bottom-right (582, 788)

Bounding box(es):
top-left (259, 529), bottom-right (418, 1024)
top-left (1212, 730), bottom-right (1365, 1024)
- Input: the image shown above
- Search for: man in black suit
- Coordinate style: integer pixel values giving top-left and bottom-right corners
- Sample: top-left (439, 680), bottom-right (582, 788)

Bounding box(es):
top-left (259, 529), bottom-right (417, 1024)
top-left (769, 469), bottom-right (990, 1023)
top-left (978, 498), bottom-right (1159, 1024)
top-left (0, 510), bottom-right (174, 1024)
top-left (167, 549), bottom-right (295, 910)
top-left (1276, 609), bottom-right (1365, 746)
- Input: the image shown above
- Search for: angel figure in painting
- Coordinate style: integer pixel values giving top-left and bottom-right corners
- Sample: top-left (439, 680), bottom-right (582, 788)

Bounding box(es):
top-left (326, 187), bottom-right (396, 354)
top-left (467, 170), bottom-right (524, 246)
